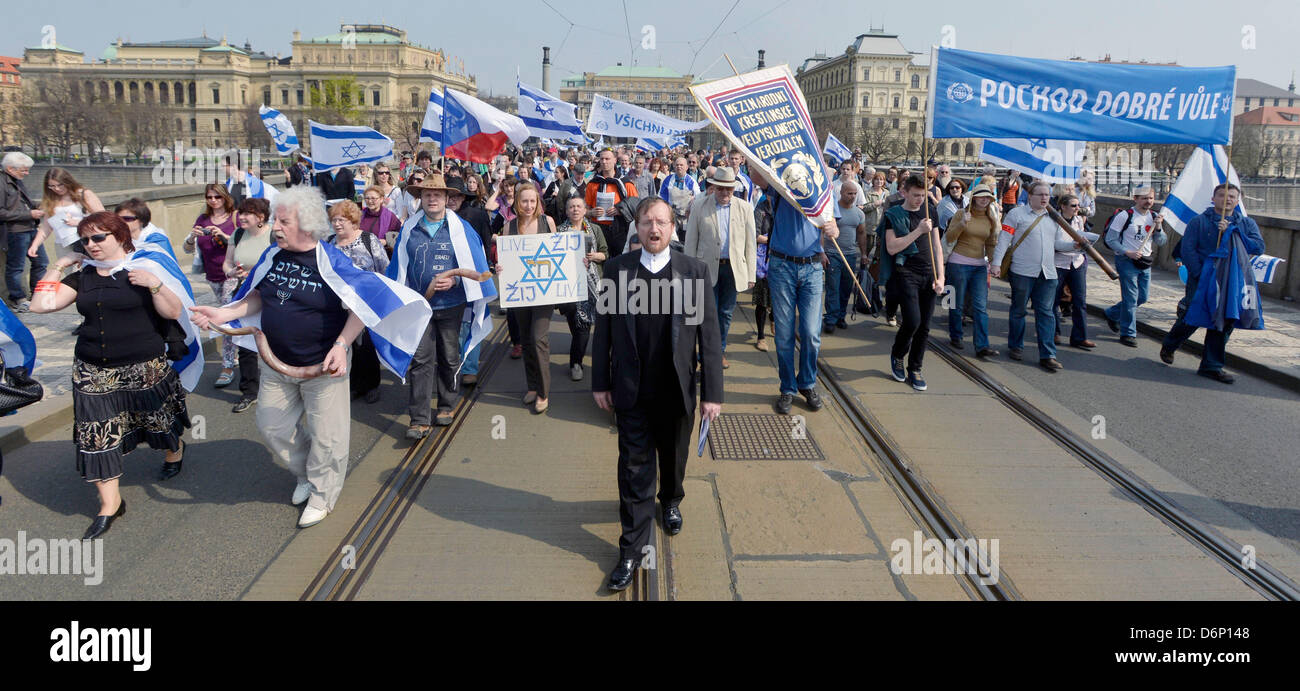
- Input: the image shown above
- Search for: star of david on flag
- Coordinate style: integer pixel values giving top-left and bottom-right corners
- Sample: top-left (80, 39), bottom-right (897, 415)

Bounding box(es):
top-left (259, 105), bottom-right (299, 155)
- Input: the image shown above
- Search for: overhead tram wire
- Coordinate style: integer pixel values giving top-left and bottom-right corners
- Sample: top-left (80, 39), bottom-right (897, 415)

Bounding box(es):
top-left (687, 0), bottom-right (742, 75)
top-left (622, 0), bottom-right (636, 67)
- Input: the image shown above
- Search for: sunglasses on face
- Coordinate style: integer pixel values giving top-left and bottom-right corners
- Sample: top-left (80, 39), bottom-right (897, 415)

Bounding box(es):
top-left (78, 233), bottom-right (111, 248)
top-left (376, 170), bottom-right (391, 175)
top-left (205, 195), bottom-right (222, 200)
top-left (1066, 203), bottom-right (1080, 207)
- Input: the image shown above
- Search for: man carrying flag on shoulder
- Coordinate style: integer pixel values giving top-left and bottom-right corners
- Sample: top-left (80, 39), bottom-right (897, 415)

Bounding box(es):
top-left (386, 173), bottom-right (495, 438)
top-left (1159, 184), bottom-right (1264, 383)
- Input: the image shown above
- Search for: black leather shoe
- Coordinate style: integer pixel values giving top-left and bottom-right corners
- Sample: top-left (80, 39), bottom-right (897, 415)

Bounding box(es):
top-left (1008, 348), bottom-right (1023, 361)
top-left (1198, 369), bottom-right (1235, 384)
top-left (663, 506), bottom-right (683, 535)
top-left (836, 320), bottom-right (848, 329)
top-left (1119, 336), bottom-right (1138, 347)
top-left (823, 324), bottom-right (835, 334)
top-left (950, 338), bottom-right (963, 349)
top-left (1159, 347), bottom-right (1175, 364)
top-left (775, 393), bottom-right (793, 415)
top-left (1106, 317), bottom-right (1120, 333)
top-left (1039, 358), bottom-right (1064, 372)
top-left (158, 441), bottom-right (185, 482)
top-left (607, 558), bottom-right (637, 591)
top-left (83, 498), bottom-right (125, 540)
top-left (799, 388), bottom-right (824, 411)
top-left (976, 347), bottom-right (999, 358)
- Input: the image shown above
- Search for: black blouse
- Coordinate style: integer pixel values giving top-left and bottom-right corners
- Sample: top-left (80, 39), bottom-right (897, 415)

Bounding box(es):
top-left (62, 267), bottom-right (168, 367)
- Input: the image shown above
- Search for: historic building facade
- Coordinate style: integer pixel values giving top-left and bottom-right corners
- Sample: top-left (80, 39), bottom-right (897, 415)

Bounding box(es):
top-left (796, 30), bottom-right (979, 165)
top-left (19, 24), bottom-right (475, 155)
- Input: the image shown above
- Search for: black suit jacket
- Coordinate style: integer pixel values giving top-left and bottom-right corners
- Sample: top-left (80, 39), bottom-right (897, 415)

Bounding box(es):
top-left (592, 249), bottom-right (724, 414)
top-left (315, 167), bottom-right (356, 201)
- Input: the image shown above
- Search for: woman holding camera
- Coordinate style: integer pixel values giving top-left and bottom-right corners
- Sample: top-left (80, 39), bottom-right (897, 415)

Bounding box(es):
top-left (185, 184), bottom-right (239, 387)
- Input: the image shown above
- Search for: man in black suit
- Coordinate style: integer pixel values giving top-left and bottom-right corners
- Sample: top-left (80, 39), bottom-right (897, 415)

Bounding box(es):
top-left (593, 197), bottom-right (724, 591)
top-left (315, 165), bottom-right (356, 202)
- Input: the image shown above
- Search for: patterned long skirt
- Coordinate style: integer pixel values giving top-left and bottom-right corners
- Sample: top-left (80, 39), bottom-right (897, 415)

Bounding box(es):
top-left (73, 355), bottom-right (190, 482)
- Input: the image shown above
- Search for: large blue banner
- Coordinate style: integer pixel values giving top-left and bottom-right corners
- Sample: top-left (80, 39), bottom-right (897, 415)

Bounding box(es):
top-left (928, 47), bottom-right (1236, 144)
top-left (692, 66), bottom-right (834, 225)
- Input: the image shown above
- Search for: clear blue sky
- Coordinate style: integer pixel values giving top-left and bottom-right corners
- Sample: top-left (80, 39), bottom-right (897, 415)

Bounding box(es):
top-left (3, 0), bottom-right (1296, 95)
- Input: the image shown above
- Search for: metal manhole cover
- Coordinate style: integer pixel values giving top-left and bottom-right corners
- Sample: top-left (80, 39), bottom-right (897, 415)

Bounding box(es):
top-left (707, 413), bottom-right (825, 461)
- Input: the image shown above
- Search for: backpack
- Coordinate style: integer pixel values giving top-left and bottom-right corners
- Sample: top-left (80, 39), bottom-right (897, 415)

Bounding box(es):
top-left (1104, 207), bottom-right (1154, 269)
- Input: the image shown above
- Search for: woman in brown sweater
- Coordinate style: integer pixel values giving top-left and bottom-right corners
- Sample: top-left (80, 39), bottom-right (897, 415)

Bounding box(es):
top-left (943, 182), bottom-right (1000, 357)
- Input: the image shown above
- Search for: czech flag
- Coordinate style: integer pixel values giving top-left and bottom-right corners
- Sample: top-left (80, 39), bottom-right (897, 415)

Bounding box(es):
top-left (441, 88), bottom-right (528, 164)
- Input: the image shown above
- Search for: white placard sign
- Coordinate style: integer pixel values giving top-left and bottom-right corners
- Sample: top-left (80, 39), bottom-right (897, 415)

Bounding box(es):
top-left (496, 231), bottom-right (587, 307)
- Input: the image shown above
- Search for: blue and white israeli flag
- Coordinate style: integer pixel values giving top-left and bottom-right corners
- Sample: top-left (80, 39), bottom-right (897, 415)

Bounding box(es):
top-left (387, 210), bottom-right (496, 376)
top-left (979, 138), bottom-right (1086, 185)
top-left (635, 135), bottom-right (686, 153)
top-left (308, 121), bottom-right (395, 173)
top-left (518, 81), bottom-right (587, 145)
top-left (0, 301), bottom-right (37, 374)
top-left (1163, 145), bottom-right (1244, 235)
top-left (227, 242), bottom-right (433, 380)
top-left (420, 86), bottom-right (445, 143)
top-left (823, 133), bottom-right (853, 165)
top-left (259, 105), bottom-right (300, 155)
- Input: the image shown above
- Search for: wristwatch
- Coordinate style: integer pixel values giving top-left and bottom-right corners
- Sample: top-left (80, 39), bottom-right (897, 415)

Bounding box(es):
top-left (333, 339), bottom-right (349, 350)
top-left (149, 284), bottom-right (161, 295)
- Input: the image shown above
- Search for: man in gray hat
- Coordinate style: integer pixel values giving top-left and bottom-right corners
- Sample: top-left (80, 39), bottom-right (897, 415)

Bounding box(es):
top-left (684, 167), bottom-right (756, 367)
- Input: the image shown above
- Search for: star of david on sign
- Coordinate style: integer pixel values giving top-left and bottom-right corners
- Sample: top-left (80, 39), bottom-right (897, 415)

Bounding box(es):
top-left (340, 141), bottom-right (367, 159)
top-left (601, 99), bottom-right (614, 111)
top-left (518, 242), bottom-right (568, 294)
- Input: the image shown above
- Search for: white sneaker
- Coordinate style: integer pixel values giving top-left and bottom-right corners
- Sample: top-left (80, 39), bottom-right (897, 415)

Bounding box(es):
top-left (15, 300), bottom-right (30, 313)
top-left (570, 363), bottom-right (583, 381)
top-left (291, 480), bottom-right (313, 506)
top-left (298, 505), bottom-right (328, 528)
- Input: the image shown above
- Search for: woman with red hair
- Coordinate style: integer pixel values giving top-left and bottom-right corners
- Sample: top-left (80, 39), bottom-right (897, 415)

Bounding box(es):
top-left (30, 212), bottom-right (191, 539)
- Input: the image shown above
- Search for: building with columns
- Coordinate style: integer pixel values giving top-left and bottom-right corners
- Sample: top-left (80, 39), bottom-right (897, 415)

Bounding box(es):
top-left (19, 24), bottom-right (475, 156)
top-left (796, 29), bottom-right (979, 165)
top-left (0, 55), bottom-right (20, 148)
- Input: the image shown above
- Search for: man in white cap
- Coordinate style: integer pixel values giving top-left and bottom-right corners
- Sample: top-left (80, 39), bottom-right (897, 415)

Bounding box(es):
top-left (684, 167), bottom-right (756, 368)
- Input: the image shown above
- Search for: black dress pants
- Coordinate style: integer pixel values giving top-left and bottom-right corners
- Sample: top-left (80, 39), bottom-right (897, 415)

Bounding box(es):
top-left (556, 302), bottom-right (591, 367)
top-left (615, 399), bottom-right (691, 561)
top-left (350, 329), bottom-right (381, 396)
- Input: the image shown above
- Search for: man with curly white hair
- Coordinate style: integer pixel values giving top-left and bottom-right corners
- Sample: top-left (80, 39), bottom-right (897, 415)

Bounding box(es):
top-left (191, 186), bottom-right (366, 528)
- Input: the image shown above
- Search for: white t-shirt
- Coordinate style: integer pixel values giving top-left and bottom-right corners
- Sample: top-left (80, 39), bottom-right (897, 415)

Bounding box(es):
top-left (1110, 209), bottom-right (1157, 257)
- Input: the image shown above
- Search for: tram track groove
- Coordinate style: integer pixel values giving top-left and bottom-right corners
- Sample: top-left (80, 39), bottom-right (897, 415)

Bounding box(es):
top-left (925, 336), bottom-right (1300, 601)
top-left (301, 321), bottom-right (510, 601)
top-left (817, 358), bottom-right (1022, 601)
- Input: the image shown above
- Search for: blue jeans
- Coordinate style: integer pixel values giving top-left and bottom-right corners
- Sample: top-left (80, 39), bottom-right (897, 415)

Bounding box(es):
top-left (946, 262), bottom-right (989, 350)
top-left (823, 249), bottom-right (859, 327)
top-left (714, 260), bottom-right (738, 353)
top-left (1008, 272), bottom-right (1058, 360)
top-left (1104, 255), bottom-right (1150, 338)
top-left (768, 255), bottom-right (823, 394)
top-left (458, 320), bottom-right (480, 376)
top-left (6, 230), bottom-right (48, 302)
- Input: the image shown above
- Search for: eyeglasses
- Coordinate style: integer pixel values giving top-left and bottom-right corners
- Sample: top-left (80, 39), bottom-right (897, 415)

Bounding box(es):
top-left (117, 214), bottom-right (138, 222)
top-left (78, 233), bottom-right (111, 248)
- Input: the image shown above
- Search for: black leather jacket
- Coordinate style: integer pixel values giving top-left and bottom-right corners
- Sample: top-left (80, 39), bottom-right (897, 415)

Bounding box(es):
top-left (0, 171), bottom-right (38, 245)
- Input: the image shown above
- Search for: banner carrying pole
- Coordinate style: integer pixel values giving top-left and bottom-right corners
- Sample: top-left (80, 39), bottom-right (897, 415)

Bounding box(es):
top-left (717, 53), bottom-right (874, 312)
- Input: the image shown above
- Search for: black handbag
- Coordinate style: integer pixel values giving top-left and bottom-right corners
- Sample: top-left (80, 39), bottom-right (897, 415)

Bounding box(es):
top-left (0, 356), bottom-right (43, 417)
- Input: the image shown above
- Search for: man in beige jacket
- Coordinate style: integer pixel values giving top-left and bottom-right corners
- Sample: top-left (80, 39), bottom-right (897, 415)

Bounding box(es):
top-left (685, 167), bottom-right (756, 368)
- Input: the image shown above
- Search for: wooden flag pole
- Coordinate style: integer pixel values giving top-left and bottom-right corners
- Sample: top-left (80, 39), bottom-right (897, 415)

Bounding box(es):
top-left (721, 54), bottom-right (875, 313)
top-left (923, 138), bottom-right (940, 285)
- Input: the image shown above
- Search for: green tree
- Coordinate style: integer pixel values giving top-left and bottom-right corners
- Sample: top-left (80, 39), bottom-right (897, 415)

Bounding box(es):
top-left (306, 76), bottom-right (364, 126)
